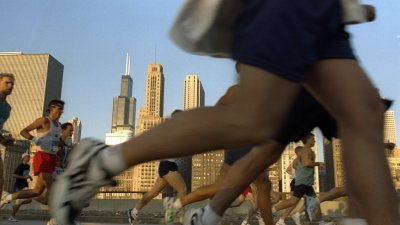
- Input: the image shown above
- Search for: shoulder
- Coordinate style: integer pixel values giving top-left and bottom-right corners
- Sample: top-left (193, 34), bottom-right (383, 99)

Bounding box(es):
top-left (37, 117), bottom-right (49, 124)
top-left (0, 101), bottom-right (11, 111)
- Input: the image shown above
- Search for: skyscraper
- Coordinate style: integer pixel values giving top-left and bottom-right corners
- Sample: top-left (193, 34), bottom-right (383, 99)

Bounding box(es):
top-left (323, 138), bottom-right (346, 189)
top-left (133, 63), bottom-right (165, 199)
top-left (100, 54), bottom-right (137, 199)
top-left (384, 111), bottom-right (397, 145)
top-left (181, 74), bottom-right (206, 192)
top-left (112, 54), bottom-right (136, 133)
top-left (184, 74), bottom-right (204, 110)
top-left (383, 110), bottom-right (400, 189)
top-left (182, 75), bottom-right (224, 191)
top-left (68, 116), bottom-right (82, 144)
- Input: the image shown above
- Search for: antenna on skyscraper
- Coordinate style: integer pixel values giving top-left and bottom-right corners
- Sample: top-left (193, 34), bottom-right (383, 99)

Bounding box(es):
top-left (125, 53), bottom-right (130, 76)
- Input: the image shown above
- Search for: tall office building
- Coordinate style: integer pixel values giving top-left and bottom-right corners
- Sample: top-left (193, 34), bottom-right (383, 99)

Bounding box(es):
top-left (182, 75), bottom-right (224, 191)
top-left (181, 75), bottom-right (205, 192)
top-left (0, 52), bottom-right (63, 191)
top-left (99, 130), bottom-right (134, 199)
top-left (112, 54), bottom-right (136, 133)
top-left (68, 116), bottom-right (82, 144)
top-left (323, 138), bottom-right (346, 188)
top-left (99, 55), bottom-right (137, 199)
top-left (384, 111), bottom-right (397, 145)
top-left (133, 63), bottom-right (165, 199)
top-left (184, 74), bottom-right (205, 110)
top-left (383, 110), bottom-right (400, 188)
top-left (0, 52), bottom-right (64, 139)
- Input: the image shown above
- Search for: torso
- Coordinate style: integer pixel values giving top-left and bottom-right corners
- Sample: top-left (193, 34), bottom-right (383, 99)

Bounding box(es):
top-left (36, 117), bottom-right (62, 154)
top-left (0, 101), bottom-right (11, 130)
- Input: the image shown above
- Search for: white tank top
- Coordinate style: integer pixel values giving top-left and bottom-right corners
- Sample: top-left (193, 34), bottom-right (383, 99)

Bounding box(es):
top-left (291, 163), bottom-right (296, 179)
top-left (36, 117), bottom-right (61, 155)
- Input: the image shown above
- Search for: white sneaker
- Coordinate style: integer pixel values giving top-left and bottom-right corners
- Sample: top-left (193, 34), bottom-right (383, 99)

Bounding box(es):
top-left (240, 220), bottom-right (249, 225)
top-left (163, 197), bottom-right (179, 224)
top-left (0, 191), bottom-right (11, 208)
top-left (8, 216), bottom-right (18, 222)
top-left (291, 212), bottom-right (301, 225)
top-left (184, 208), bottom-right (205, 225)
top-left (256, 211), bottom-right (265, 225)
top-left (50, 138), bottom-right (116, 225)
top-left (275, 219), bottom-right (287, 225)
top-left (47, 218), bottom-right (58, 225)
top-left (127, 208), bottom-right (138, 225)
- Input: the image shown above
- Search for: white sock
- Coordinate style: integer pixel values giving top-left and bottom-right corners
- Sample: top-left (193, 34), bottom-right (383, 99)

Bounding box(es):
top-left (278, 218), bottom-right (284, 223)
top-left (173, 198), bottom-right (182, 209)
top-left (341, 218), bottom-right (368, 225)
top-left (201, 205), bottom-right (221, 225)
top-left (99, 145), bottom-right (127, 176)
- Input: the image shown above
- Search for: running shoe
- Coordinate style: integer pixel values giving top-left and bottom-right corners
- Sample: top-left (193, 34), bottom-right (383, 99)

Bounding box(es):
top-left (275, 219), bottom-right (287, 225)
top-left (164, 197), bottom-right (179, 224)
top-left (256, 210), bottom-right (265, 225)
top-left (8, 216), bottom-right (18, 222)
top-left (127, 208), bottom-right (138, 225)
top-left (184, 207), bottom-right (205, 225)
top-left (50, 138), bottom-right (116, 225)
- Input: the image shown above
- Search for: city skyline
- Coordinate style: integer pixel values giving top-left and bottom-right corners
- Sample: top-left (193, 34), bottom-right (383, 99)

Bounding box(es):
top-left (0, 0), bottom-right (399, 147)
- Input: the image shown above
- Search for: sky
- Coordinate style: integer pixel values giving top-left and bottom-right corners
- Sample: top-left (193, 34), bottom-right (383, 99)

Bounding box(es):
top-left (1, 0), bottom-right (399, 160)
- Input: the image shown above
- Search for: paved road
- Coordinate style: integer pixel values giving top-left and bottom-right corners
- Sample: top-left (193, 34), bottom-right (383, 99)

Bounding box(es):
top-left (0, 220), bottom-right (147, 225)
top-left (0, 219), bottom-right (329, 225)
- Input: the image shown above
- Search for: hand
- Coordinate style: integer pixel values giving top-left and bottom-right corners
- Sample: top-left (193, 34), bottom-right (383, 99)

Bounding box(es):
top-left (1, 136), bottom-right (15, 146)
top-left (318, 162), bottom-right (325, 168)
top-left (363, 4), bottom-right (376, 22)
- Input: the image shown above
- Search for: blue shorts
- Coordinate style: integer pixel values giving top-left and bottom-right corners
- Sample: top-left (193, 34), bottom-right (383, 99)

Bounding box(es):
top-left (224, 147), bottom-right (252, 166)
top-left (233, 0), bottom-right (355, 81)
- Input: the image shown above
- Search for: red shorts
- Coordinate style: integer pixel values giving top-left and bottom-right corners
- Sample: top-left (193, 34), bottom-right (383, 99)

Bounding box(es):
top-left (242, 186), bottom-right (252, 197)
top-left (33, 151), bottom-right (57, 176)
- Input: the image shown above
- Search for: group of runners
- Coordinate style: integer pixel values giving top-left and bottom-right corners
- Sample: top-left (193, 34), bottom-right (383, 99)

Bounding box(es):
top-left (1, 1), bottom-right (399, 225)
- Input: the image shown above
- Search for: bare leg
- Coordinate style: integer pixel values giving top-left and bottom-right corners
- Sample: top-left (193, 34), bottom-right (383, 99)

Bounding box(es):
top-left (253, 174), bottom-right (274, 225)
top-left (181, 164), bottom-right (230, 206)
top-left (318, 187), bottom-right (346, 203)
top-left (210, 140), bottom-right (284, 216)
top-left (11, 198), bottom-right (32, 217)
top-left (163, 171), bottom-right (187, 200)
top-left (135, 177), bottom-right (167, 211)
top-left (304, 59), bottom-right (399, 225)
top-left (11, 175), bottom-right (46, 200)
top-left (274, 196), bottom-right (301, 212)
